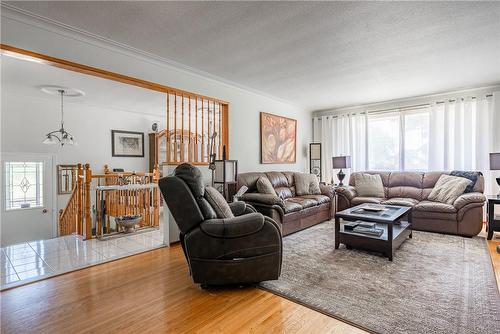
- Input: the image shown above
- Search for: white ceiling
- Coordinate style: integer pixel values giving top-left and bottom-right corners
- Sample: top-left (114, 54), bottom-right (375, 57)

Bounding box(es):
top-left (1, 56), bottom-right (165, 116)
top-left (5, 1), bottom-right (500, 111)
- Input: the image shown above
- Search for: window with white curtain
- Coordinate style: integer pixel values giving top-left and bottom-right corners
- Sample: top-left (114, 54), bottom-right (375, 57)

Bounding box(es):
top-left (403, 110), bottom-right (430, 171)
top-left (367, 107), bottom-right (430, 171)
top-left (368, 112), bottom-right (400, 170)
top-left (314, 92), bottom-right (495, 191)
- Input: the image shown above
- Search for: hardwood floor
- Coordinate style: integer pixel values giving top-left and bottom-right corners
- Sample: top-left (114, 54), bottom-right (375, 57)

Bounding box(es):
top-left (2, 232), bottom-right (499, 334)
top-left (0, 243), bottom-right (365, 334)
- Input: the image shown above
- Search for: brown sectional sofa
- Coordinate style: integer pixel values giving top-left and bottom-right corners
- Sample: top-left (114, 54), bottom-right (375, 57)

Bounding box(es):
top-left (337, 171), bottom-right (486, 237)
top-left (237, 171), bottom-right (335, 236)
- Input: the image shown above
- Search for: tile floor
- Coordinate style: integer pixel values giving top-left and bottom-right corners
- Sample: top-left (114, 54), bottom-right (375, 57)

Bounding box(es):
top-left (1, 229), bottom-right (165, 290)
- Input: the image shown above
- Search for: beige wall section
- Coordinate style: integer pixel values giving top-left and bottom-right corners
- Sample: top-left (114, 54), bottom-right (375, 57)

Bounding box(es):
top-left (1, 11), bottom-right (312, 173)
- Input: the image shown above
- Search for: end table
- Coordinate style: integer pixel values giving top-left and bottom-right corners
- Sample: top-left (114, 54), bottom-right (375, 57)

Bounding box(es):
top-left (486, 196), bottom-right (500, 240)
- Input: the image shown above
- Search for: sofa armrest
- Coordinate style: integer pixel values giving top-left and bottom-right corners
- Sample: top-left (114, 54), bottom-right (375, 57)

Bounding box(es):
top-left (336, 186), bottom-right (357, 200)
top-left (453, 192), bottom-right (486, 210)
top-left (240, 193), bottom-right (284, 207)
top-left (320, 184), bottom-right (335, 199)
top-left (200, 213), bottom-right (264, 238)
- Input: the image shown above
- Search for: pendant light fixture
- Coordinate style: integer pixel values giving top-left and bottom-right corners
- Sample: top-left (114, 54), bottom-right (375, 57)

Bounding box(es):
top-left (41, 86), bottom-right (84, 146)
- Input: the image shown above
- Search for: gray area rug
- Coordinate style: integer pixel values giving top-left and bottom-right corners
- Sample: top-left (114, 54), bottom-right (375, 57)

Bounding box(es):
top-left (260, 221), bottom-right (500, 334)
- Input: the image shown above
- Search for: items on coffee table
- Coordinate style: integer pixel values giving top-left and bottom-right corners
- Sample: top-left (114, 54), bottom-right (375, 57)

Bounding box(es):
top-left (344, 220), bottom-right (384, 236)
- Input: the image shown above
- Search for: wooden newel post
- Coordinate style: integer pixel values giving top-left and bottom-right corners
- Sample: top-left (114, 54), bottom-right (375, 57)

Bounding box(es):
top-left (58, 209), bottom-right (64, 235)
top-left (84, 163), bottom-right (92, 240)
top-left (153, 164), bottom-right (160, 227)
top-left (77, 163), bottom-right (84, 235)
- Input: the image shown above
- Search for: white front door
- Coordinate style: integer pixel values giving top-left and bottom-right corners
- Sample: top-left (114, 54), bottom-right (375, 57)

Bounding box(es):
top-left (1, 153), bottom-right (55, 246)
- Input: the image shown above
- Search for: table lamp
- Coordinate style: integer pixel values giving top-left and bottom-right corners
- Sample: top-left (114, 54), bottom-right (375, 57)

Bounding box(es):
top-left (332, 156), bottom-right (351, 186)
top-left (490, 152), bottom-right (500, 197)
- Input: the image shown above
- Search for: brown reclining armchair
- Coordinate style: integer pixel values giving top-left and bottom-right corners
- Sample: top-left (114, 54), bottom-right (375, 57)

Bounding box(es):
top-left (158, 164), bottom-right (282, 286)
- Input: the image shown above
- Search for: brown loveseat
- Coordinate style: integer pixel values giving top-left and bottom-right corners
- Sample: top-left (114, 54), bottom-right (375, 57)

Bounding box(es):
top-left (337, 171), bottom-right (486, 237)
top-left (237, 172), bottom-right (335, 236)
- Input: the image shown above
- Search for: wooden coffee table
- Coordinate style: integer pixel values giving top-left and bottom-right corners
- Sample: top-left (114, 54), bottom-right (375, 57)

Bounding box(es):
top-left (335, 203), bottom-right (413, 261)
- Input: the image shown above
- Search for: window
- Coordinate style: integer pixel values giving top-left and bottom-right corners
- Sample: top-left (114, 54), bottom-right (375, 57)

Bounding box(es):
top-left (5, 162), bottom-right (44, 210)
top-left (404, 111), bottom-right (429, 171)
top-left (368, 112), bottom-right (400, 170)
top-left (367, 107), bottom-right (430, 171)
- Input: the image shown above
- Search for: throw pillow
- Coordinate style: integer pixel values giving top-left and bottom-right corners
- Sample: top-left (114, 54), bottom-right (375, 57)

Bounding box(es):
top-left (256, 177), bottom-right (276, 195)
top-left (204, 186), bottom-right (234, 219)
top-left (450, 171), bottom-right (481, 193)
top-left (428, 174), bottom-right (472, 205)
top-left (354, 173), bottom-right (385, 198)
top-left (295, 173), bottom-right (321, 196)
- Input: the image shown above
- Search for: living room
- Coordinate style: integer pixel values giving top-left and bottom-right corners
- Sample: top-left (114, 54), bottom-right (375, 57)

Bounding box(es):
top-left (1, 2), bottom-right (499, 334)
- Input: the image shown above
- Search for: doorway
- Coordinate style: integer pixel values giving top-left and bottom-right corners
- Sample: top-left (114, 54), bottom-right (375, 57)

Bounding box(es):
top-left (1, 153), bottom-right (55, 246)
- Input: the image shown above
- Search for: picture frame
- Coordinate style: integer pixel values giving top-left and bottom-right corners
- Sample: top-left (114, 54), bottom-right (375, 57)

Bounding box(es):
top-left (260, 112), bottom-right (297, 164)
top-left (111, 130), bottom-right (145, 157)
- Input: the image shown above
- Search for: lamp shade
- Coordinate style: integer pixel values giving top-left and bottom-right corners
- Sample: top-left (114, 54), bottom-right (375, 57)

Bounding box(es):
top-left (490, 153), bottom-right (500, 170)
top-left (214, 160), bottom-right (238, 183)
top-left (332, 156), bottom-right (351, 169)
top-left (310, 143), bottom-right (321, 160)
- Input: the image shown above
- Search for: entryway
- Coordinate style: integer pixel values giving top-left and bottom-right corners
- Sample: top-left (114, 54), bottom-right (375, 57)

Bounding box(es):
top-left (1, 153), bottom-right (55, 246)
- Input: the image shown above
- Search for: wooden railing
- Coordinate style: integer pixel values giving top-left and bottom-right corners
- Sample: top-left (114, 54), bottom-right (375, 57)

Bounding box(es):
top-left (58, 163), bottom-right (92, 238)
top-left (155, 92), bottom-right (229, 166)
top-left (58, 164), bottom-right (160, 239)
top-left (97, 165), bottom-right (160, 234)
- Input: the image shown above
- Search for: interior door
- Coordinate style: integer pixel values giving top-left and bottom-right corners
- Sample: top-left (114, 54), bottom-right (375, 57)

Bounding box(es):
top-left (1, 153), bottom-right (55, 246)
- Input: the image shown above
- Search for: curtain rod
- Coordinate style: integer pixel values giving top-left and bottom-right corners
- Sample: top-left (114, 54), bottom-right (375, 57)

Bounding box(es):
top-left (315, 94), bottom-right (493, 120)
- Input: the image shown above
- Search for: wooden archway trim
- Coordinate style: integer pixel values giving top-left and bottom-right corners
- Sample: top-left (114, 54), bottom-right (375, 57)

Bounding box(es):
top-left (0, 44), bottom-right (229, 104)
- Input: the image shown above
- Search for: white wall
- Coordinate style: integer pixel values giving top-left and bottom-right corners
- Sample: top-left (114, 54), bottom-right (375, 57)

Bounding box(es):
top-left (1, 11), bottom-right (312, 174)
top-left (2, 92), bottom-right (159, 173)
top-left (1, 91), bottom-right (164, 213)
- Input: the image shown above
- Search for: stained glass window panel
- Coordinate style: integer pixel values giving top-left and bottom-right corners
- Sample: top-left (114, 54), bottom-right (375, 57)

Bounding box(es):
top-left (5, 162), bottom-right (44, 210)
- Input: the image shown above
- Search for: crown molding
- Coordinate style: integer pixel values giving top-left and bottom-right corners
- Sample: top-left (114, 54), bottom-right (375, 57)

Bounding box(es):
top-left (1, 4), bottom-right (302, 109)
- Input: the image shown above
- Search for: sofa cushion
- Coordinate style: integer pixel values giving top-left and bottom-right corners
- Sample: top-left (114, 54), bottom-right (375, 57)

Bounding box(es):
top-left (428, 174), bottom-right (472, 205)
top-left (283, 199), bottom-right (303, 213)
top-left (388, 172), bottom-right (423, 188)
top-left (288, 197), bottom-right (318, 209)
top-left (256, 177), bottom-right (276, 195)
top-left (275, 187), bottom-right (293, 199)
top-left (348, 172), bottom-right (391, 187)
top-left (413, 200), bottom-right (457, 220)
top-left (298, 194), bottom-right (331, 205)
top-left (387, 186), bottom-right (423, 201)
top-left (265, 172), bottom-right (288, 188)
top-left (354, 173), bottom-right (385, 197)
top-left (382, 198), bottom-right (419, 207)
top-left (204, 186), bottom-right (234, 219)
top-left (414, 200), bottom-right (457, 213)
top-left (351, 197), bottom-right (384, 206)
top-left (295, 173), bottom-right (321, 196)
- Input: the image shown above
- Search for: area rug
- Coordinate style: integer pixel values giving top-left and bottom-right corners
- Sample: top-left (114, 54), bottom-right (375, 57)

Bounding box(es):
top-left (260, 221), bottom-right (500, 334)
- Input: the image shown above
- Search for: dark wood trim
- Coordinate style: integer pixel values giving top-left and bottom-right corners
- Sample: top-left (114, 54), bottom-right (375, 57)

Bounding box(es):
top-left (0, 44), bottom-right (229, 104)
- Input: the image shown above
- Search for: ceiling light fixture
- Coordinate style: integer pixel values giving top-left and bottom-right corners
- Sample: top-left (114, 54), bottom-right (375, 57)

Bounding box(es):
top-left (41, 86), bottom-right (84, 146)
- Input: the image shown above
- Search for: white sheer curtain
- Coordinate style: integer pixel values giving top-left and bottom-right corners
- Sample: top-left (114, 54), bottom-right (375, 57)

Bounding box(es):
top-left (313, 113), bottom-right (366, 183)
top-left (428, 96), bottom-right (494, 194)
top-left (313, 93), bottom-right (498, 192)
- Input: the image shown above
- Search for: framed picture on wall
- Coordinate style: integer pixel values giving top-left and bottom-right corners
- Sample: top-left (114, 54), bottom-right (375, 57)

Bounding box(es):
top-left (111, 130), bottom-right (145, 157)
top-left (260, 112), bottom-right (297, 164)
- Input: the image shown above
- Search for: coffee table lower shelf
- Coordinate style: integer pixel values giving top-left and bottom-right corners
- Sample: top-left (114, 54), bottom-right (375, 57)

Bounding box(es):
top-left (335, 220), bottom-right (412, 261)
